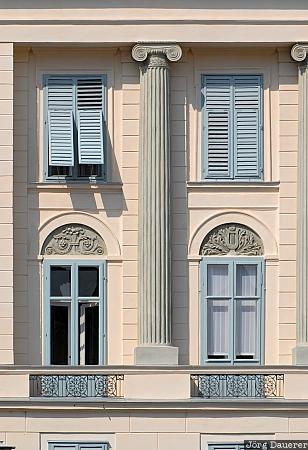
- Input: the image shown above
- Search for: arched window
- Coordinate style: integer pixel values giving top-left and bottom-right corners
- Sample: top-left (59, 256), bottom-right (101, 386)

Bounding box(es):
top-left (200, 223), bottom-right (264, 365)
top-left (42, 224), bottom-right (106, 366)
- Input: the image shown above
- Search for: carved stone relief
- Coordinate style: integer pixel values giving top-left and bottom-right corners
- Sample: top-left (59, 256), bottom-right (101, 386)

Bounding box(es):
top-left (200, 223), bottom-right (263, 256)
top-left (42, 224), bottom-right (106, 256)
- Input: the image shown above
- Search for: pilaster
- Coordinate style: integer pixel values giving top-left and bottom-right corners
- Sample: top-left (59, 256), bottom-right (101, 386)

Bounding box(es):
top-left (291, 43), bottom-right (308, 364)
top-left (132, 43), bottom-right (182, 365)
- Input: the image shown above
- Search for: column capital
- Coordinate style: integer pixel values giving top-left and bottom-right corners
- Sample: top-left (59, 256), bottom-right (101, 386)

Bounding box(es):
top-left (132, 42), bottom-right (182, 63)
top-left (291, 43), bottom-right (308, 62)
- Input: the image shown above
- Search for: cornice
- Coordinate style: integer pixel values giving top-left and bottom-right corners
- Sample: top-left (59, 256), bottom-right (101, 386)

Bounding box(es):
top-left (132, 43), bottom-right (182, 63)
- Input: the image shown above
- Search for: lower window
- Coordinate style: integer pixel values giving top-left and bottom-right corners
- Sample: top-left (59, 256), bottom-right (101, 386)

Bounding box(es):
top-left (49, 443), bottom-right (108, 450)
top-left (209, 444), bottom-right (244, 450)
top-left (44, 261), bottom-right (106, 365)
top-left (201, 258), bottom-right (264, 365)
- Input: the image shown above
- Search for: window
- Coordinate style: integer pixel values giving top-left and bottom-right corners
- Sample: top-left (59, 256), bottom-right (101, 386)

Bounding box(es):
top-left (201, 258), bottom-right (264, 365)
top-left (202, 75), bottom-right (263, 180)
top-left (44, 75), bottom-right (106, 181)
top-left (48, 443), bottom-right (108, 450)
top-left (44, 261), bottom-right (106, 365)
top-left (208, 444), bottom-right (244, 450)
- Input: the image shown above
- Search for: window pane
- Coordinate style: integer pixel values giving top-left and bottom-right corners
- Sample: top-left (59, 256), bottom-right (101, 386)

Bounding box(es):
top-left (50, 266), bottom-right (71, 297)
top-left (78, 164), bottom-right (101, 177)
top-left (235, 299), bottom-right (257, 359)
top-left (50, 304), bottom-right (70, 365)
top-left (79, 303), bottom-right (99, 365)
top-left (78, 267), bottom-right (99, 297)
top-left (236, 264), bottom-right (257, 296)
top-left (207, 265), bottom-right (229, 296)
top-left (49, 165), bottom-right (70, 177)
top-left (207, 299), bottom-right (229, 359)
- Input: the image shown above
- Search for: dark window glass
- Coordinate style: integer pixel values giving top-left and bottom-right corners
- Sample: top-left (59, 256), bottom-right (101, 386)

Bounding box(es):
top-left (50, 266), bottom-right (71, 297)
top-left (50, 305), bottom-right (69, 365)
top-left (78, 164), bottom-right (101, 178)
top-left (78, 267), bottom-right (99, 297)
top-left (49, 166), bottom-right (71, 177)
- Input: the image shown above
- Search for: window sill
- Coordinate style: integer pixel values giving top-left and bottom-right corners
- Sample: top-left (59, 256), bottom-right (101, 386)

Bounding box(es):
top-left (28, 181), bottom-right (123, 192)
top-left (187, 181), bottom-right (280, 191)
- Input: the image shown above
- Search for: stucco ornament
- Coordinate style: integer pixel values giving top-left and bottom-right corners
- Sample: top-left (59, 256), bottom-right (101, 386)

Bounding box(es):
top-left (132, 43), bottom-right (182, 63)
top-left (200, 223), bottom-right (263, 256)
top-left (42, 224), bottom-right (106, 256)
top-left (291, 43), bottom-right (308, 62)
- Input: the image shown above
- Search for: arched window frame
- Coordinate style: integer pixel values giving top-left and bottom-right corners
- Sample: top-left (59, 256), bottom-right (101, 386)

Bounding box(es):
top-left (200, 224), bottom-right (264, 366)
top-left (42, 224), bottom-right (107, 366)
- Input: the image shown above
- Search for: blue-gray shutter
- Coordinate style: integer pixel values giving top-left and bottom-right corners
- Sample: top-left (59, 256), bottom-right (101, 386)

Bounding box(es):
top-left (234, 75), bottom-right (262, 178)
top-left (77, 77), bottom-right (104, 165)
top-left (203, 76), bottom-right (232, 178)
top-left (47, 77), bottom-right (74, 167)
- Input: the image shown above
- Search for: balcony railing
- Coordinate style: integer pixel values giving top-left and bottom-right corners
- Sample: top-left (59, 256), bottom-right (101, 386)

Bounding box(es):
top-left (29, 374), bottom-right (124, 398)
top-left (191, 373), bottom-right (284, 399)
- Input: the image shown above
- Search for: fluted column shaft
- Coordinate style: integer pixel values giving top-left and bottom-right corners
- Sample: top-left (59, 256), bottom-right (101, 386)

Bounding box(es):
top-left (132, 43), bottom-right (182, 365)
top-left (291, 44), bottom-right (308, 364)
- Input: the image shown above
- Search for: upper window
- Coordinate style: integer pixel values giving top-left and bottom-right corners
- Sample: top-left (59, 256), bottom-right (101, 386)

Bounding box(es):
top-left (202, 75), bottom-right (263, 181)
top-left (44, 75), bottom-right (106, 181)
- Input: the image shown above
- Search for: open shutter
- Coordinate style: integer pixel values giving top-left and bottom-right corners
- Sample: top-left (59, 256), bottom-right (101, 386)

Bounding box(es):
top-left (203, 76), bottom-right (232, 178)
top-left (47, 77), bottom-right (74, 167)
top-left (234, 76), bottom-right (262, 178)
top-left (77, 77), bottom-right (105, 165)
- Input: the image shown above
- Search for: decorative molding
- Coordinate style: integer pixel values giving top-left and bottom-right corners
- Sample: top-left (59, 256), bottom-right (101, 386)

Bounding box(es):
top-left (132, 43), bottom-right (182, 63)
top-left (200, 223), bottom-right (264, 256)
top-left (42, 224), bottom-right (106, 256)
top-left (291, 43), bottom-right (308, 62)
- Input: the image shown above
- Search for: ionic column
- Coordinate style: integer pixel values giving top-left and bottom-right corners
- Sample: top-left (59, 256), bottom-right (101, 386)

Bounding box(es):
top-left (132, 43), bottom-right (182, 365)
top-left (291, 43), bottom-right (308, 364)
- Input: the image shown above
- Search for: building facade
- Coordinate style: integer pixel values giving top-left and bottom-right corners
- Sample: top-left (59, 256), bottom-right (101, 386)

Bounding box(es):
top-left (1, 0), bottom-right (308, 449)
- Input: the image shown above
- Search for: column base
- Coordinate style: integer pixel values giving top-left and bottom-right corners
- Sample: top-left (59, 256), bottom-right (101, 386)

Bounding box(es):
top-left (134, 345), bottom-right (179, 365)
top-left (293, 344), bottom-right (308, 365)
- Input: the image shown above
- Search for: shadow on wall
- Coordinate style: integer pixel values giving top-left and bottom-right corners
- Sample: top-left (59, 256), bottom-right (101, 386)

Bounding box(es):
top-left (170, 66), bottom-right (190, 365)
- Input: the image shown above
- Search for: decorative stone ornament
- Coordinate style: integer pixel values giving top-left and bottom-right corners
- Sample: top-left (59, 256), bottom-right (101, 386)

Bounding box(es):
top-left (291, 43), bottom-right (308, 62)
top-left (42, 224), bottom-right (106, 256)
top-left (200, 223), bottom-right (263, 256)
top-left (132, 43), bottom-right (182, 63)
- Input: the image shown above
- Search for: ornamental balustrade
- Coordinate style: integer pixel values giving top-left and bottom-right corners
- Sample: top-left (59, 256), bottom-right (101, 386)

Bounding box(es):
top-left (29, 374), bottom-right (124, 398)
top-left (191, 374), bottom-right (284, 399)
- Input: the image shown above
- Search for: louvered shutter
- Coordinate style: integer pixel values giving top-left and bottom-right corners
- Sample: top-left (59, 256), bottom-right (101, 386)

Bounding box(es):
top-left (77, 77), bottom-right (104, 165)
top-left (47, 77), bottom-right (74, 167)
top-left (203, 76), bottom-right (232, 178)
top-left (234, 76), bottom-right (262, 178)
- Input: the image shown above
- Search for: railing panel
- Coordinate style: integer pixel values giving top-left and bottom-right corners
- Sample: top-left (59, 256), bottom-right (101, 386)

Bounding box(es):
top-left (29, 374), bottom-right (124, 398)
top-left (191, 374), bottom-right (284, 399)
